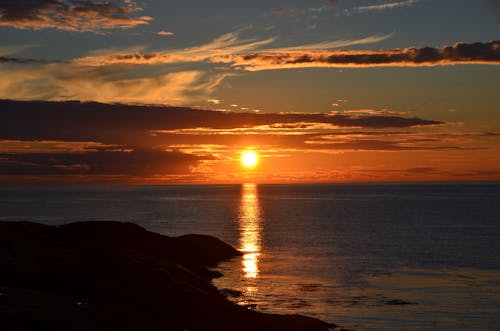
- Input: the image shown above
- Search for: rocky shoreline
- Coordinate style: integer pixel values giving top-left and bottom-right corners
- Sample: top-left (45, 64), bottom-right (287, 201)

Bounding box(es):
top-left (1, 221), bottom-right (337, 331)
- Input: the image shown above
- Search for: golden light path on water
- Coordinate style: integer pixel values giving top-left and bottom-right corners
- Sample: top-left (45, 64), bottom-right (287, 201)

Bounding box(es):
top-left (238, 183), bottom-right (262, 280)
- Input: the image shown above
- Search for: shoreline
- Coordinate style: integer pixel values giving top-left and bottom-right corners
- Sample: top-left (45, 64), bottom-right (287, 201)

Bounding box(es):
top-left (1, 221), bottom-right (338, 331)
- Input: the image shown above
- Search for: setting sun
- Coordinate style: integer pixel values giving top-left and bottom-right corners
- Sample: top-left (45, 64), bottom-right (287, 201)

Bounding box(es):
top-left (241, 151), bottom-right (259, 168)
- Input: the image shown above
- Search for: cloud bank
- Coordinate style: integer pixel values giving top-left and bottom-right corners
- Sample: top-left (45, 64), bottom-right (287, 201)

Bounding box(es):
top-left (2, 100), bottom-right (498, 183)
top-left (213, 41), bottom-right (500, 70)
top-left (71, 39), bottom-right (500, 71)
top-left (0, 100), bottom-right (443, 143)
top-left (0, 149), bottom-right (201, 175)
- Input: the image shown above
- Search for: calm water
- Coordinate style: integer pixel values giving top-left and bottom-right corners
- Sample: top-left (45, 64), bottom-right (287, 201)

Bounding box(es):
top-left (1, 183), bottom-right (500, 330)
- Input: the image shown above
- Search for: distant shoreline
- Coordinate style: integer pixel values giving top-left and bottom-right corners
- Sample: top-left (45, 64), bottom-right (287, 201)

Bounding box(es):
top-left (1, 181), bottom-right (499, 187)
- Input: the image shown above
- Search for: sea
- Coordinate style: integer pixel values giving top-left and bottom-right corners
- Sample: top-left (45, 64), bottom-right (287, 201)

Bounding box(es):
top-left (1, 183), bottom-right (499, 330)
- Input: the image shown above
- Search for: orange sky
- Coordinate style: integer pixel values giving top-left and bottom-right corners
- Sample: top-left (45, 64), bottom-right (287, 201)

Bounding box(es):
top-left (1, 1), bottom-right (500, 184)
top-left (1, 100), bottom-right (499, 184)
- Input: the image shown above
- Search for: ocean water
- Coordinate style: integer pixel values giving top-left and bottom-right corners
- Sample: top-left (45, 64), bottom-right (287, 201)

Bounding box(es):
top-left (1, 183), bottom-right (499, 330)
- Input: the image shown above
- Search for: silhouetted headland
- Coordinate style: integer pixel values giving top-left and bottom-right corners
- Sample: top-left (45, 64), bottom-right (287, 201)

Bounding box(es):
top-left (1, 221), bottom-right (336, 331)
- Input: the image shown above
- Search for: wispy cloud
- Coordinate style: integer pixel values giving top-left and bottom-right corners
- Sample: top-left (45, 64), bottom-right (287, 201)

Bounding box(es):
top-left (3, 37), bottom-right (499, 104)
top-left (74, 32), bottom-right (390, 66)
top-left (0, 44), bottom-right (39, 56)
top-left (0, 63), bottom-right (229, 105)
top-left (268, 33), bottom-right (393, 51)
top-left (355, 0), bottom-right (419, 12)
top-left (0, 0), bottom-right (151, 32)
top-left (75, 31), bottom-right (275, 65)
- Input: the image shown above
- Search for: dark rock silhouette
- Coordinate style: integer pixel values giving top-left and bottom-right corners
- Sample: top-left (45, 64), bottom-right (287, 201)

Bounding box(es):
top-left (0, 221), bottom-right (335, 331)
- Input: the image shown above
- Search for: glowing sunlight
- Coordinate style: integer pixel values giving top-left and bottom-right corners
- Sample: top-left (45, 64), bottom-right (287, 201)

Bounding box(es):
top-left (238, 183), bottom-right (262, 279)
top-left (241, 150), bottom-right (259, 169)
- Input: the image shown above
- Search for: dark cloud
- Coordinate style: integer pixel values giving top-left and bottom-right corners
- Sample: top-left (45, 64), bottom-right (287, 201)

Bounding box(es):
top-left (0, 99), bottom-right (452, 181)
top-left (302, 139), bottom-right (467, 151)
top-left (215, 41), bottom-right (500, 70)
top-left (0, 149), bottom-right (202, 175)
top-left (0, 0), bottom-right (151, 32)
top-left (1, 100), bottom-right (496, 182)
top-left (145, 131), bottom-right (480, 153)
top-left (0, 56), bottom-right (64, 64)
top-left (405, 167), bottom-right (437, 174)
top-left (0, 99), bottom-right (443, 144)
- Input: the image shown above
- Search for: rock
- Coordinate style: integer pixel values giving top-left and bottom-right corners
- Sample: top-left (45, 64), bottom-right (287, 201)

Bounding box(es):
top-left (219, 288), bottom-right (243, 298)
top-left (0, 221), bottom-right (335, 331)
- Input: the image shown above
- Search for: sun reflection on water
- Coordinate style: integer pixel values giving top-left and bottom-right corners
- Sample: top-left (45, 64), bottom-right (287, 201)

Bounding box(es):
top-left (238, 183), bottom-right (262, 279)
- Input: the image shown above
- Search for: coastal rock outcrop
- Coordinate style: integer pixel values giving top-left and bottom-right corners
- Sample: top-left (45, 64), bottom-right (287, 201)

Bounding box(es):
top-left (0, 221), bottom-right (335, 331)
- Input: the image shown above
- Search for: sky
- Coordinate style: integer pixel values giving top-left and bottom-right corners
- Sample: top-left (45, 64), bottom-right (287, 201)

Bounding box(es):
top-left (1, 0), bottom-right (500, 184)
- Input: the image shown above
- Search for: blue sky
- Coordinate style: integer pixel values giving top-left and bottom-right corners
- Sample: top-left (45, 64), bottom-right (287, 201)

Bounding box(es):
top-left (2, 1), bottom-right (499, 59)
top-left (3, 0), bottom-right (499, 115)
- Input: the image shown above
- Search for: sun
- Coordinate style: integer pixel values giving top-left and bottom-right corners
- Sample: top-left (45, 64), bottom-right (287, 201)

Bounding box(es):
top-left (241, 151), bottom-right (259, 168)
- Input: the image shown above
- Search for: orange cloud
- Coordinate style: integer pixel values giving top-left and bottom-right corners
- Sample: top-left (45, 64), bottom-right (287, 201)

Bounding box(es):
top-left (75, 31), bottom-right (275, 65)
top-left (212, 41), bottom-right (500, 70)
top-left (157, 30), bottom-right (174, 36)
top-left (2, 99), bottom-right (478, 183)
top-left (0, 140), bottom-right (115, 154)
top-left (0, 63), bottom-right (228, 106)
top-left (0, 0), bottom-right (151, 32)
top-left (2, 100), bottom-right (499, 183)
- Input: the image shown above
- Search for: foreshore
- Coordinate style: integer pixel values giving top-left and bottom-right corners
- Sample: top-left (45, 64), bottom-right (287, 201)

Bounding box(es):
top-left (1, 221), bottom-right (337, 331)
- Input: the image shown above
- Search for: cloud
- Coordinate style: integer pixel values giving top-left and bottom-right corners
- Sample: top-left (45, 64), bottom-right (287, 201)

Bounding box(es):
top-left (0, 62), bottom-right (229, 105)
top-left (272, 8), bottom-right (296, 16)
top-left (73, 32), bottom-right (390, 66)
top-left (157, 30), bottom-right (174, 36)
top-left (0, 139), bottom-right (113, 153)
top-left (208, 99), bottom-right (221, 105)
top-left (0, 44), bottom-right (38, 56)
top-left (0, 56), bottom-right (58, 64)
top-left (303, 138), bottom-right (467, 151)
top-left (0, 99), bottom-right (444, 144)
top-left (0, 149), bottom-right (202, 175)
top-left (0, 29), bottom-right (275, 106)
top-left (0, 0), bottom-right (151, 32)
top-left (153, 130), bottom-right (496, 155)
top-left (330, 109), bottom-right (406, 116)
top-left (2, 100), bottom-right (498, 183)
top-left (213, 40), bottom-right (500, 70)
top-left (54, 69), bottom-right (228, 105)
top-left (405, 167), bottom-right (437, 174)
top-left (355, 0), bottom-right (419, 12)
top-left (0, 99), bottom-right (449, 171)
top-left (75, 30), bottom-right (275, 66)
top-left (267, 33), bottom-right (393, 52)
